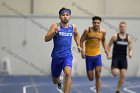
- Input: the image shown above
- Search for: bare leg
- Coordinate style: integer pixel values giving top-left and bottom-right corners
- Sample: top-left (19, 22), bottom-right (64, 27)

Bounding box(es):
top-left (63, 66), bottom-right (72, 93)
top-left (112, 68), bottom-right (119, 77)
top-left (87, 70), bottom-right (94, 81)
top-left (95, 66), bottom-right (102, 93)
top-left (116, 69), bottom-right (126, 91)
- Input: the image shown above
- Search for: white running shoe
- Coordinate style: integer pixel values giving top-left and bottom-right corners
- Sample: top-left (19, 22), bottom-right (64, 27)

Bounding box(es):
top-left (57, 75), bottom-right (64, 93)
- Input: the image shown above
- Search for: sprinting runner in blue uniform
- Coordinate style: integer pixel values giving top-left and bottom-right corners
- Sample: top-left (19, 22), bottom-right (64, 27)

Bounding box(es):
top-left (44, 7), bottom-right (81, 93)
top-left (51, 23), bottom-right (74, 77)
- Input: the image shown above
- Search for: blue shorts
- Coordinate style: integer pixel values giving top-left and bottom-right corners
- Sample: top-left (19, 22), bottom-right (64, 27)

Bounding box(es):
top-left (86, 54), bottom-right (102, 71)
top-left (51, 55), bottom-right (73, 77)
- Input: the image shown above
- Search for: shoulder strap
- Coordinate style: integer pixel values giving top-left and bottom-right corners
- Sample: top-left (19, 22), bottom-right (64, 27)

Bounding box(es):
top-left (88, 27), bottom-right (90, 32)
top-left (70, 24), bottom-right (74, 33)
top-left (117, 33), bottom-right (119, 40)
top-left (126, 33), bottom-right (129, 41)
top-left (56, 23), bottom-right (60, 27)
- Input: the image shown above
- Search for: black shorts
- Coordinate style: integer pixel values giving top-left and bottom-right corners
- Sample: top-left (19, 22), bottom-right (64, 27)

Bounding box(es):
top-left (111, 55), bottom-right (127, 70)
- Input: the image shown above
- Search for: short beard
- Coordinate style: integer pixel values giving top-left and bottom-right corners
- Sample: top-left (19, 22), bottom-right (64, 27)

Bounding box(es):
top-left (61, 20), bottom-right (69, 24)
top-left (93, 27), bottom-right (100, 31)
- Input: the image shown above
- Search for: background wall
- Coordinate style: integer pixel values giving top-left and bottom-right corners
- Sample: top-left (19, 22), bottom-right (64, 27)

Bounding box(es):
top-left (0, 0), bottom-right (140, 77)
top-left (0, 16), bottom-right (139, 77)
top-left (0, 0), bottom-right (140, 16)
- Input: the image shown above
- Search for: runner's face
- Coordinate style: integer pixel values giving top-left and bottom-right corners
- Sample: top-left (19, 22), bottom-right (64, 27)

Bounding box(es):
top-left (59, 13), bottom-right (70, 24)
top-left (92, 19), bottom-right (101, 30)
top-left (119, 23), bottom-right (126, 33)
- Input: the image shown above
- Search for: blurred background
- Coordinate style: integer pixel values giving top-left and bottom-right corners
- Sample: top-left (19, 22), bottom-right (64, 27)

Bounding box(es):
top-left (0, 0), bottom-right (140, 77)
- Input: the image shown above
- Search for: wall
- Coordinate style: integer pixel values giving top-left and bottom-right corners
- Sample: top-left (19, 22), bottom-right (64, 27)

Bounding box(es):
top-left (0, 15), bottom-right (139, 77)
top-left (0, 0), bottom-right (140, 16)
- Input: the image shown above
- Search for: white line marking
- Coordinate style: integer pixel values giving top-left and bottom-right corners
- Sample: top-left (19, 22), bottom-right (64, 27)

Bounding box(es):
top-left (22, 81), bottom-right (140, 93)
top-left (90, 85), bottom-right (111, 93)
top-left (123, 88), bottom-right (136, 93)
top-left (23, 86), bottom-right (26, 93)
top-left (30, 77), bottom-right (40, 93)
top-left (23, 82), bottom-right (65, 93)
top-left (123, 85), bottom-right (140, 93)
top-left (90, 86), bottom-right (96, 93)
top-left (23, 83), bottom-right (52, 93)
top-left (23, 83), bottom-right (92, 93)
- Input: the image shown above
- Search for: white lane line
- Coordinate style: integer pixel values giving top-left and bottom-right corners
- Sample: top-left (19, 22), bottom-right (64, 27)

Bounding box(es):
top-left (123, 85), bottom-right (140, 93)
top-left (90, 85), bottom-right (111, 93)
top-left (23, 82), bottom-right (69, 93)
top-left (23, 83), bottom-right (51, 93)
top-left (30, 77), bottom-right (40, 93)
top-left (23, 82), bottom-right (132, 93)
top-left (90, 86), bottom-right (96, 93)
top-left (123, 88), bottom-right (136, 93)
top-left (23, 83), bottom-right (92, 93)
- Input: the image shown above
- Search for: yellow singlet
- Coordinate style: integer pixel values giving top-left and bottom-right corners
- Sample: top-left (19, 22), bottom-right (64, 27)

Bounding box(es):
top-left (85, 28), bottom-right (103, 56)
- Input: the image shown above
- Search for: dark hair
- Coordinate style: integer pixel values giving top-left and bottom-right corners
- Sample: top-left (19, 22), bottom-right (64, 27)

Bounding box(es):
top-left (92, 16), bottom-right (102, 22)
top-left (59, 7), bottom-right (71, 15)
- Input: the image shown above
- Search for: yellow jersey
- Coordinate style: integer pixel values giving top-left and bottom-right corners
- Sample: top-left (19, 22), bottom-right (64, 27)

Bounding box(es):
top-left (85, 28), bottom-right (103, 56)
